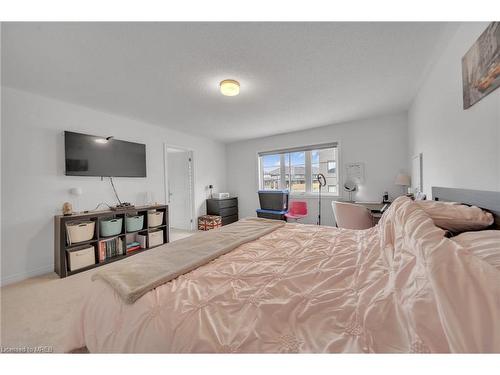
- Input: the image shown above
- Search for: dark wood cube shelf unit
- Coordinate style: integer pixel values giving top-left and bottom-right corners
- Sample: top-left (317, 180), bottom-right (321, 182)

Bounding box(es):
top-left (206, 197), bottom-right (238, 226)
top-left (54, 204), bottom-right (168, 278)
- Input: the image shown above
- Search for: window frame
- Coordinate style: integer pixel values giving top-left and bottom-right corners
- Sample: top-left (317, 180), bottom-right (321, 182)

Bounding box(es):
top-left (257, 143), bottom-right (340, 197)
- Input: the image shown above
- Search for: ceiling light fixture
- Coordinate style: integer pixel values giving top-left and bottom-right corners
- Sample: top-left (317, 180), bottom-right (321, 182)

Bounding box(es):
top-left (220, 79), bottom-right (240, 96)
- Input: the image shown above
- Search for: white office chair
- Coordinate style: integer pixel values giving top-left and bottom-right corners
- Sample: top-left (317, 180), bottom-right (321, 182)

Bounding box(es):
top-left (331, 201), bottom-right (374, 230)
top-left (415, 191), bottom-right (427, 200)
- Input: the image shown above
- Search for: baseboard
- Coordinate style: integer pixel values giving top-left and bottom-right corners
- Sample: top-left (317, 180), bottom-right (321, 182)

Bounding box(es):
top-left (1, 264), bottom-right (54, 286)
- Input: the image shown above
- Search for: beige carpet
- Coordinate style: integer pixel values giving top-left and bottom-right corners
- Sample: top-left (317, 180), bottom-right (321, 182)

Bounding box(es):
top-left (170, 227), bottom-right (197, 242)
top-left (0, 228), bottom-right (196, 353)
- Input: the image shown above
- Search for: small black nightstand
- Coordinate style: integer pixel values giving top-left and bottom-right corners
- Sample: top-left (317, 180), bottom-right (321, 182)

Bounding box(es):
top-left (206, 197), bottom-right (238, 226)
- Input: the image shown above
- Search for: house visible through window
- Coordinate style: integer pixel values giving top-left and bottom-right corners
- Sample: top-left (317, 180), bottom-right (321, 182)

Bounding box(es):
top-left (285, 151), bottom-right (306, 192)
top-left (259, 143), bottom-right (339, 195)
top-left (327, 161), bottom-right (336, 175)
top-left (260, 154), bottom-right (281, 190)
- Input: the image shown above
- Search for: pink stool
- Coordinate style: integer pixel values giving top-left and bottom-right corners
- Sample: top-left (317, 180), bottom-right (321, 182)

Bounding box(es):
top-left (285, 201), bottom-right (308, 222)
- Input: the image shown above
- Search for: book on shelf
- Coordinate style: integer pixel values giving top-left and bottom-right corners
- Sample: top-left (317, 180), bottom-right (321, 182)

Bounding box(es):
top-left (126, 241), bottom-right (140, 249)
top-left (126, 245), bottom-right (141, 254)
top-left (98, 237), bottom-right (123, 262)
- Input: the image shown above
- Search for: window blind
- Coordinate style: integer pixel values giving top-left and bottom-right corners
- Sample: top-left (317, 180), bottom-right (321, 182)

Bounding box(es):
top-left (258, 142), bottom-right (338, 157)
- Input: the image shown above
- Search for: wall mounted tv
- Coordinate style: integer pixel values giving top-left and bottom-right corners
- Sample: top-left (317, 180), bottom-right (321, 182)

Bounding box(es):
top-left (64, 131), bottom-right (147, 177)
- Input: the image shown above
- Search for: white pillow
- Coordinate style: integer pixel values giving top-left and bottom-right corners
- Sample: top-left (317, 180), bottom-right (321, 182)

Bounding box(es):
top-left (451, 230), bottom-right (500, 270)
top-left (414, 200), bottom-right (494, 233)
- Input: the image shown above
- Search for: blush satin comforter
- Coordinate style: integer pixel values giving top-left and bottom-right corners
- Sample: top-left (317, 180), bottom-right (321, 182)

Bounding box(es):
top-left (67, 197), bottom-right (500, 353)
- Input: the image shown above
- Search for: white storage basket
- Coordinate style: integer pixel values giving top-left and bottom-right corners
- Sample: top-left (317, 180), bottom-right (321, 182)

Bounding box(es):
top-left (148, 211), bottom-right (164, 228)
top-left (148, 229), bottom-right (164, 247)
top-left (67, 245), bottom-right (96, 271)
top-left (66, 221), bottom-right (95, 245)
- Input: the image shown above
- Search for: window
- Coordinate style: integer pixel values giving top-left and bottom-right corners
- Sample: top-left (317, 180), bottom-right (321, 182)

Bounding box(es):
top-left (285, 151), bottom-right (305, 192)
top-left (327, 161), bottom-right (336, 175)
top-left (328, 185), bottom-right (338, 193)
top-left (261, 154), bottom-right (281, 190)
top-left (312, 148), bottom-right (338, 193)
top-left (258, 143), bottom-right (339, 195)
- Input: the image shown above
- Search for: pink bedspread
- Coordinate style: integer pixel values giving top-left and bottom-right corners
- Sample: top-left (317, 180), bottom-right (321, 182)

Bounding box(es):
top-left (67, 198), bottom-right (500, 353)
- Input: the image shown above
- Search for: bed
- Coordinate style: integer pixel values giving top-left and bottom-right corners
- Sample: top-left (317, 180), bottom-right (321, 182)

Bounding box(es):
top-left (66, 188), bottom-right (500, 353)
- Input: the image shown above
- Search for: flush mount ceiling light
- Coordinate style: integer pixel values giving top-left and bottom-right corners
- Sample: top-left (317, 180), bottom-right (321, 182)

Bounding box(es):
top-left (220, 79), bottom-right (240, 96)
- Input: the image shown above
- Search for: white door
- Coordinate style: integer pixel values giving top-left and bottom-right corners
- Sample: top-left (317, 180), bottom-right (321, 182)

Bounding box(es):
top-left (166, 147), bottom-right (193, 230)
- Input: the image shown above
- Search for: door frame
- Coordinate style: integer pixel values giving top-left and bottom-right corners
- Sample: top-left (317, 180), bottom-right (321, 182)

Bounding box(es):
top-left (163, 143), bottom-right (195, 231)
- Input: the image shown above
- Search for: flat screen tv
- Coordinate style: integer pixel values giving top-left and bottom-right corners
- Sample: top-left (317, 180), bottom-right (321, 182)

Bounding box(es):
top-left (65, 131), bottom-right (146, 177)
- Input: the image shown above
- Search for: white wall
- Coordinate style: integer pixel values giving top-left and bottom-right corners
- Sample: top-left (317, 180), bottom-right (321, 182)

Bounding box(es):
top-left (409, 22), bottom-right (500, 197)
top-left (1, 87), bottom-right (226, 285)
top-left (226, 113), bottom-right (409, 226)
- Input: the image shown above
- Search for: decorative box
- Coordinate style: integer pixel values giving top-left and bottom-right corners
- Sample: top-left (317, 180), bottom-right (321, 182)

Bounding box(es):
top-left (198, 215), bottom-right (222, 231)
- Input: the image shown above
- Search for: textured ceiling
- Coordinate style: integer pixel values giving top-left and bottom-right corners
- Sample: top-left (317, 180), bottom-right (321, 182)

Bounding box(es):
top-left (2, 22), bottom-right (456, 142)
